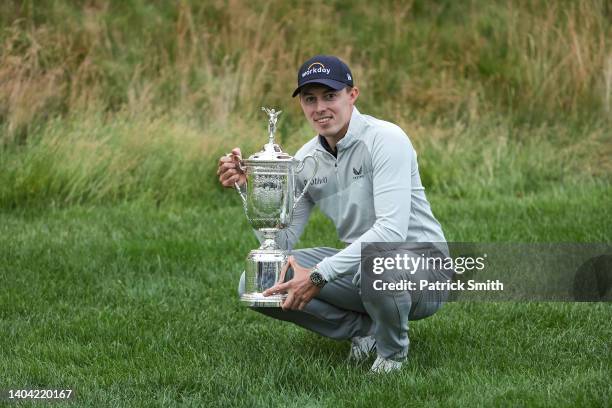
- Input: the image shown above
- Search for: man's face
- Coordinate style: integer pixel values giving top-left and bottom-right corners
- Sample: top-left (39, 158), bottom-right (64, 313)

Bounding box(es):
top-left (299, 84), bottom-right (359, 139)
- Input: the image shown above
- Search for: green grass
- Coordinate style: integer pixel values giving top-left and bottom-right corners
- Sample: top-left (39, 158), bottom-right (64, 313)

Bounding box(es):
top-left (1, 112), bottom-right (609, 209)
top-left (1, 184), bottom-right (610, 407)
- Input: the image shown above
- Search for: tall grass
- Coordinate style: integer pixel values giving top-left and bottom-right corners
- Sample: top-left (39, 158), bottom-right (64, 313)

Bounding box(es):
top-left (0, 0), bottom-right (610, 207)
top-left (0, 112), bottom-right (607, 208)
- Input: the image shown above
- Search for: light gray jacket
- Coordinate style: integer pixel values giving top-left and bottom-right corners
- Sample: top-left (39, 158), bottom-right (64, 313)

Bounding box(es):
top-left (273, 107), bottom-right (447, 283)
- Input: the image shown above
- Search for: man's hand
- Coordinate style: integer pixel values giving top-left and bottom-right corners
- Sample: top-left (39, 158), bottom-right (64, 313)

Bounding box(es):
top-left (217, 147), bottom-right (246, 188)
top-left (263, 256), bottom-right (321, 311)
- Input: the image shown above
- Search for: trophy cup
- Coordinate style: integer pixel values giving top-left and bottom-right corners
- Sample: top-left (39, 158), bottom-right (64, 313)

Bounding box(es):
top-left (235, 107), bottom-right (318, 307)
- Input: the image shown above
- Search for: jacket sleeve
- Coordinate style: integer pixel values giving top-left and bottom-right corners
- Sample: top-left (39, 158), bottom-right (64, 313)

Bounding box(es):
top-left (316, 127), bottom-right (414, 282)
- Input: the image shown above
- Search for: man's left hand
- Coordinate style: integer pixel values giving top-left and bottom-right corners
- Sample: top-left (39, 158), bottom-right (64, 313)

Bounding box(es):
top-left (262, 256), bottom-right (321, 311)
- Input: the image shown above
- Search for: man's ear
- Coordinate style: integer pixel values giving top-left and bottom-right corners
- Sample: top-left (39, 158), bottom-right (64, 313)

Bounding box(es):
top-left (349, 86), bottom-right (360, 103)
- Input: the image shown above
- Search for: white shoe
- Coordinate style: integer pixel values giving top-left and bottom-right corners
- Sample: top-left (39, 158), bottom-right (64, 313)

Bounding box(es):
top-left (348, 335), bottom-right (376, 361)
top-left (370, 356), bottom-right (403, 373)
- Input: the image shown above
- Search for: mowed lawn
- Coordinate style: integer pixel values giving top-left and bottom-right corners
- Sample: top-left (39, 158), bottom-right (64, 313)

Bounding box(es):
top-left (1, 183), bottom-right (611, 407)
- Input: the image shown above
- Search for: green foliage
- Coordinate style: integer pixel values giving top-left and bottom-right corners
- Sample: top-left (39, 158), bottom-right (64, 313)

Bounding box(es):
top-left (0, 0), bottom-right (610, 207)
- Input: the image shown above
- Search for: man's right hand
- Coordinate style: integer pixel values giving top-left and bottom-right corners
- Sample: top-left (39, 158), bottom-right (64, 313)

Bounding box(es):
top-left (217, 147), bottom-right (246, 188)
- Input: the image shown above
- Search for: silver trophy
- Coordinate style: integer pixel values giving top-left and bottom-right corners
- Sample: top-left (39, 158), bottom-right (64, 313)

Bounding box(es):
top-left (235, 107), bottom-right (318, 307)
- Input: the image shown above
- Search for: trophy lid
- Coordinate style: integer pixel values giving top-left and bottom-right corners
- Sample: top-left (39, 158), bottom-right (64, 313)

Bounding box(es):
top-left (247, 142), bottom-right (293, 161)
top-left (245, 107), bottom-right (294, 162)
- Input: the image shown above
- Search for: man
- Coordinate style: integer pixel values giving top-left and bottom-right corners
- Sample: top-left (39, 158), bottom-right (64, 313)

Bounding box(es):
top-left (217, 55), bottom-right (452, 373)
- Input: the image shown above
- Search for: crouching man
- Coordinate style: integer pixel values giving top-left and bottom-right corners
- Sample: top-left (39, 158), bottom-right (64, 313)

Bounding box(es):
top-left (217, 55), bottom-right (453, 373)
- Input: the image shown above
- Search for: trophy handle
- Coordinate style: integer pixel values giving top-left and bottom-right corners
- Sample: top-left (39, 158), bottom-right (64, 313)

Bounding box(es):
top-left (234, 160), bottom-right (247, 210)
top-left (293, 152), bottom-right (319, 210)
top-left (226, 153), bottom-right (247, 209)
top-left (234, 182), bottom-right (247, 209)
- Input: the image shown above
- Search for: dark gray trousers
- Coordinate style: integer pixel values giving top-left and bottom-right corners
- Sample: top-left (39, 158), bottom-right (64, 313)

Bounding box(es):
top-left (238, 247), bottom-right (450, 361)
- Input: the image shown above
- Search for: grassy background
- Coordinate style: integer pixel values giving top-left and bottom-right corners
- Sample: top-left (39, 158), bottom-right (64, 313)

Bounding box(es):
top-left (0, 0), bottom-right (611, 406)
top-left (0, 0), bottom-right (610, 207)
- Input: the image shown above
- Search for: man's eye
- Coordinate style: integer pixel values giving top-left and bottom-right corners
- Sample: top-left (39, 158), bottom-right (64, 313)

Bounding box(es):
top-left (325, 93), bottom-right (337, 100)
top-left (305, 97), bottom-right (316, 104)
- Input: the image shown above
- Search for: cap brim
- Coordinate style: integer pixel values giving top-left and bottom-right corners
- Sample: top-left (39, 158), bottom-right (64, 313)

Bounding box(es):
top-left (292, 79), bottom-right (348, 97)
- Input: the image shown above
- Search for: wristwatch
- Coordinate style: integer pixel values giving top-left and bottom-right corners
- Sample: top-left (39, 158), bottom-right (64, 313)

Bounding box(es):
top-left (309, 265), bottom-right (327, 288)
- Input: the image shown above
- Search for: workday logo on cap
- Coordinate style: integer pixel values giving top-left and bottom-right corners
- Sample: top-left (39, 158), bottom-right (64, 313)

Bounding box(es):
top-left (292, 55), bottom-right (354, 97)
top-left (301, 62), bottom-right (331, 78)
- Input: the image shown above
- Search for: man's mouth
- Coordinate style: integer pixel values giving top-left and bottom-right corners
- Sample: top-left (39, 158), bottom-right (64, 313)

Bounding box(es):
top-left (315, 116), bottom-right (332, 124)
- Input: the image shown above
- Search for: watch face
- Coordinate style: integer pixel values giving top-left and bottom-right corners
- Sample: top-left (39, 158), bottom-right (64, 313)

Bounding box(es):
top-left (310, 272), bottom-right (326, 288)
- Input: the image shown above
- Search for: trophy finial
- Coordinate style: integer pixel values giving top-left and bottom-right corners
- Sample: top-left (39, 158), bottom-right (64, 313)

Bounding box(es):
top-left (262, 107), bottom-right (282, 145)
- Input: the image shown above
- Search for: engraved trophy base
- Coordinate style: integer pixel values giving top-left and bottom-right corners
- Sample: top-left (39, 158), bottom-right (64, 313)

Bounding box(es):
top-left (240, 291), bottom-right (287, 307)
top-left (240, 242), bottom-right (288, 308)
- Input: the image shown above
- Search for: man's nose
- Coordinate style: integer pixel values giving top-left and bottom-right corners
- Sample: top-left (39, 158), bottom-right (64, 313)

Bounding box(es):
top-left (314, 99), bottom-right (327, 113)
